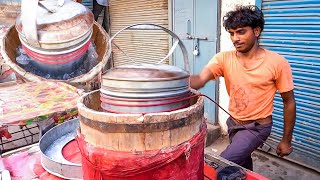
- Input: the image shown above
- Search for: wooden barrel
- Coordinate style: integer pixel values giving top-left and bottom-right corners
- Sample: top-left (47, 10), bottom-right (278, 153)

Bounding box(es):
top-left (77, 90), bottom-right (204, 151)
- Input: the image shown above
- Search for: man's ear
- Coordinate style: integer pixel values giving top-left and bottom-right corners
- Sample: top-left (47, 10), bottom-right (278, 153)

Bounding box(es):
top-left (254, 27), bottom-right (261, 37)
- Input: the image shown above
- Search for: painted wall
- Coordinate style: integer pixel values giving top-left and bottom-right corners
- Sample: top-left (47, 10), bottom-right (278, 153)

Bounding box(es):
top-left (218, 0), bottom-right (255, 134)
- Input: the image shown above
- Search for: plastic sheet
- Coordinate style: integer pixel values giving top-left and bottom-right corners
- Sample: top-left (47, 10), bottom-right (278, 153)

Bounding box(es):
top-left (0, 151), bottom-right (39, 180)
top-left (77, 123), bottom-right (207, 180)
top-left (1, 130), bottom-right (269, 180)
top-left (0, 140), bottom-right (79, 180)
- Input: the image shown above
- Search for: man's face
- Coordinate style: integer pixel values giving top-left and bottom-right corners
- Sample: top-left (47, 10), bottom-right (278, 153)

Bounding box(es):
top-left (228, 26), bottom-right (260, 53)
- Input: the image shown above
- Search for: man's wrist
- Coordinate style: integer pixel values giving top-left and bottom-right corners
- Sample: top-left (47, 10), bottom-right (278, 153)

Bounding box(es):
top-left (281, 136), bottom-right (292, 143)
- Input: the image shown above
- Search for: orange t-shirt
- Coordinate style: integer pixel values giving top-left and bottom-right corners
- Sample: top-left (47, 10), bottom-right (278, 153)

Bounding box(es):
top-left (206, 48), bottom-right (294, 121)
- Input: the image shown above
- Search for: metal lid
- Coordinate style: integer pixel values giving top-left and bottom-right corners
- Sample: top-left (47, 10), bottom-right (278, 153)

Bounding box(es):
top-left (101, 64), bottom-right (190, 98)
top-left (15, 0), bottom-right (93, 47)
top-left (102, 63), bottom-right (189, 82)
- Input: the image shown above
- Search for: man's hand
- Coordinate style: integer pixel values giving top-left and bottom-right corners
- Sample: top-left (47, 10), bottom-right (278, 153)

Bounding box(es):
top-left (278, 90), bottom-right (295, 157)
top-left (190, 67), bottom-right (213, 90)
top-left (276, 140), bottom-right (293, 157)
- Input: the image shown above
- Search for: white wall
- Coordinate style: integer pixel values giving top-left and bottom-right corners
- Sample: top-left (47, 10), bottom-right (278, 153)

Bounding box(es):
top-left (218, 0), bottom-right (255, 134)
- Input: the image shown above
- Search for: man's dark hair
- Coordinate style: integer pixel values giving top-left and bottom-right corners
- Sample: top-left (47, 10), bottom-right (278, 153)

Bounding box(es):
top-left (223, 5), bottom-right (264, 31)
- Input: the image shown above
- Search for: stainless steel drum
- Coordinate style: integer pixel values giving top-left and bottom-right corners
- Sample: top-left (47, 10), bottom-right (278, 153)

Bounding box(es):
top-left (101, 64), bottom-right (191, 113)
top-left (15, 0), bottom-right (94, 75)
top-left (16, 0), bottom-right (93, 51)
top-left (101, 24), bottom-right (190, 114)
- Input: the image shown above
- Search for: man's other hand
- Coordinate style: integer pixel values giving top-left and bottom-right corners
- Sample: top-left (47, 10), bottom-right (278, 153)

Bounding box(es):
top-left (276, 140), bottom-right (293, 157)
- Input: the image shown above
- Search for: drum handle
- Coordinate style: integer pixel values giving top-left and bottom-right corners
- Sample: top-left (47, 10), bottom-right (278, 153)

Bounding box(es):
top-left (21, 0), bottom-right (65, 48)
top-left (109, 23), bottom-right (190, 72)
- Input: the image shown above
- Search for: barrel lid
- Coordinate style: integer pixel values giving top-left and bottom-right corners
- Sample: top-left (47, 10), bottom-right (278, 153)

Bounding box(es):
top-left (102, 64), bottom-right (190, 82)
top-left (15, 0), bottom-right (93, 44)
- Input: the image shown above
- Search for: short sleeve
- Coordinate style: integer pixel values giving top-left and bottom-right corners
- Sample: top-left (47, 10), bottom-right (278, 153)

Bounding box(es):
top-left (275, 59), bottom-right (294, 93)
top-left (205, 52), bottom-right (224, 79)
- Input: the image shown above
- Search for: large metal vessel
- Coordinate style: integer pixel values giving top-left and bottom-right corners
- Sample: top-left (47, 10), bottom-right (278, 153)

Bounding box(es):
top-left (100, 23), bottom-right (190, 114)
top-left (100, 63), bottom-right (190, 113)
top-left (15, 0), bottom-right (94, 75)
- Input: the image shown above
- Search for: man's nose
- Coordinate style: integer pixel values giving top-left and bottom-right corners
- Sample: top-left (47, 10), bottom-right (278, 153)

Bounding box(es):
top-left (233, 34), bottom-right (240, 41)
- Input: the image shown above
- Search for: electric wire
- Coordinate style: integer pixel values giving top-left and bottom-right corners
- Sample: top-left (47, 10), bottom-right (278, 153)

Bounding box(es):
top-left (199, 93), bottom-right (277, 152)
top-left (106, 92), bottom-right (277, 151)
top-left (101, 92), bottom-right (292, 153)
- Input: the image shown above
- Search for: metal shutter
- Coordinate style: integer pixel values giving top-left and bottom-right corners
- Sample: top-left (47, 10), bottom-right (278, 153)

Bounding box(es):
top-left (109, 0), bottom-right (169, 67)
top-left (259, 0), bottom-right (320, 171)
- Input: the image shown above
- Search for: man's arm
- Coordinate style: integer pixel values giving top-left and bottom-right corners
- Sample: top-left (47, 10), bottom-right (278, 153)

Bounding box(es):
top-left (190, 67), bottom-right (214, 90)
top-left (277, 90), bottom-right (296, 157)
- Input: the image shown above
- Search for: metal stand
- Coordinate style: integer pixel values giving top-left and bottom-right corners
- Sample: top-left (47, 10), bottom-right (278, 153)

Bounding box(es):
top-left (0, 124), bottom-right (39, 155)
top-left (0, 117), bottom-right (55, 155)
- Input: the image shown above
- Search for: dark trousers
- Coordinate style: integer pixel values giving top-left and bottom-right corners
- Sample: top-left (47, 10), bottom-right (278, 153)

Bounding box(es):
top-left (93, 0), bottom-right (110, 32)
top-left (220, 117), bottom-right (272, 170)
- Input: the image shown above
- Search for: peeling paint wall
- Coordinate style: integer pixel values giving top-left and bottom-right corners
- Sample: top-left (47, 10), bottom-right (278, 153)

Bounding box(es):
top-left (219, 0), bottom-right (255, 134)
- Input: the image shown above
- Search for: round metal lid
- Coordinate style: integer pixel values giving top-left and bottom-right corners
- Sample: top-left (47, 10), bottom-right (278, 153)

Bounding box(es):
top-left (15, 0), bottom-right (93, 44)
top-left (102, 63), bottom-right (190, 82)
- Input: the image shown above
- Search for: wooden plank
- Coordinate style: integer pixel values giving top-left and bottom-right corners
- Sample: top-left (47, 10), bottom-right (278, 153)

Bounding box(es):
top-left (118, 133), bottom-right (146, 151)
top-left (145, 130), bottom-right (169, 150)
top-left (80, 121), bottom-right (120, 150)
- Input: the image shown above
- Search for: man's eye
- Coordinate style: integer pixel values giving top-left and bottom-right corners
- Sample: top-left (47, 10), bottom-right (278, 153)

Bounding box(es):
top-left (239, 30), bottom-right (245, 34)
top-left (230, 33), bottom-right (234, 36)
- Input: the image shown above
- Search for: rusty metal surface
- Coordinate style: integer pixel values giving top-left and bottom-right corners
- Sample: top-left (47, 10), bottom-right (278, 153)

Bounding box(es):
top-left (39, 118), bottom-right (82, 180)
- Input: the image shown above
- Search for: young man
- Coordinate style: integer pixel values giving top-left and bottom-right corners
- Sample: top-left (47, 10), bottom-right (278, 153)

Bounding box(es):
top-left (190, 5), bottom-right (296, 170)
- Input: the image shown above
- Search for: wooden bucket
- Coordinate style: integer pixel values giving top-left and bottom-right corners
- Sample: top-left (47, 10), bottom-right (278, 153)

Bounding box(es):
top-left (1, 21), bottom-right (111, 90)
top-left (77, 90), bottom-right (205, 151)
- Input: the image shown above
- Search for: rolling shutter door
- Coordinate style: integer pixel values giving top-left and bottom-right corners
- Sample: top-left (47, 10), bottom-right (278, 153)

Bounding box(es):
top-left (259, 0), bottom-right (320, 171)
top-left (109, 0), bottom-right (169, 67)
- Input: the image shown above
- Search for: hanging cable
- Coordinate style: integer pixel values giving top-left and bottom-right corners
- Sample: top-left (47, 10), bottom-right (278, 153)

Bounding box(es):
top-left (198, 93), bottom-right (276, 151)
top-left (100, 91), bottom-right (292, 153)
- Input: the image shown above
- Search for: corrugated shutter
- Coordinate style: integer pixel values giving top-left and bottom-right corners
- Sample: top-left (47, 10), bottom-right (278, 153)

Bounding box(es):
top-left (259, 0), bottom-right (320, 171)
top-left (109, 0), bottom-right (169, 67)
